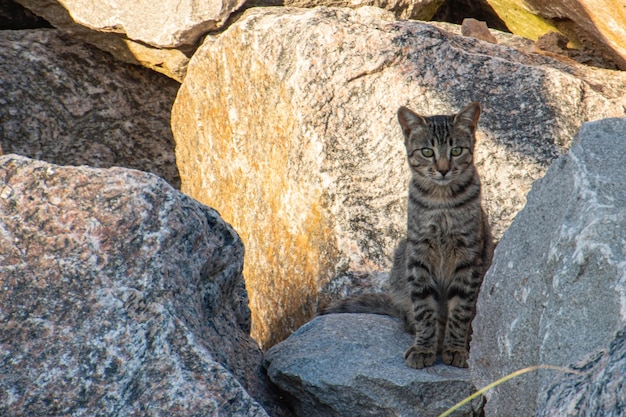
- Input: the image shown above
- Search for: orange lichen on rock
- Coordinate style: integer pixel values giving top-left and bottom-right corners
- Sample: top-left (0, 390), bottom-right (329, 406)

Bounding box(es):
top-left (172, 28), bottom-right (338, 348)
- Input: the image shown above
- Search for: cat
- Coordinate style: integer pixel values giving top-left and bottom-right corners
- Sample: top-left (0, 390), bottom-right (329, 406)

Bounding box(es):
top-left (321, 102), bottom-right (494, 369)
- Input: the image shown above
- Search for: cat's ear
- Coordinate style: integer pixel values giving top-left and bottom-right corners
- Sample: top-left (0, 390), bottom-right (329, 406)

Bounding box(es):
top-left (453, 102), bottom-right (481, 133)
top-left (397, 106), bottom-right (427, 138)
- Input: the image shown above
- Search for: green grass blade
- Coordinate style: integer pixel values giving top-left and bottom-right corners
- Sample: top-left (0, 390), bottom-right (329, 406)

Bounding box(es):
top-left (439, 365), bottom-right (583, 417)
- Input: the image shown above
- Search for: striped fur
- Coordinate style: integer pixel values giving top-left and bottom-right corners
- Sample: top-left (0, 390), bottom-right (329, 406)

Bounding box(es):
top-left (322, 102), bottom-right (494, 369)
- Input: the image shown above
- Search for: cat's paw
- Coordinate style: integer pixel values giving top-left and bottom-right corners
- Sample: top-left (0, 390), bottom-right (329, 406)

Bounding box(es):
top-left (441, 348), bottom-right (469, 368)
top-left (404, 345), bottom-right (436, 369)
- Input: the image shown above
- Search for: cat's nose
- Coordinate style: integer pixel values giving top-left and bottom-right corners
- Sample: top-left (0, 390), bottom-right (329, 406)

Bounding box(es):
top-left (438, 169), bottom-right (449, 177)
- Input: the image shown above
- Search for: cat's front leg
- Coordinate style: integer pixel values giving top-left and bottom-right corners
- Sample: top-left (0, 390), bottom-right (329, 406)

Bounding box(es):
top-left (404, 273), bottom-right (439, 369)
top-left (441, 278), bottom-right (479, 368)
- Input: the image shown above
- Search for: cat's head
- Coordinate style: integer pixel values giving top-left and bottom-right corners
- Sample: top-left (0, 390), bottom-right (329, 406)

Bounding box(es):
top-left (397, 102), bottom-right (480, 186)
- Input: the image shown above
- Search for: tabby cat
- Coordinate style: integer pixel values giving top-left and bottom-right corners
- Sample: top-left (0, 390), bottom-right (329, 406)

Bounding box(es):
top-left (322, 102), bottom-right (494, 369)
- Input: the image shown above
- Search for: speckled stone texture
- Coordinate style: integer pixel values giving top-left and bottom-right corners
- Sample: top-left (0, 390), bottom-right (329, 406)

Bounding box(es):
top-left (539, 330), bottom-right (626, 417)
top-left (264, 314), bottom-right (483, 417)
top-left (0, 155), bottom-right (282, 416)
top-left (246, 0), bottom-right (444, 20)
top-left (470, 118), bottom-right (626, 416)
top-left (0, 29), bottom-right (181, 187)
top-left (171, 6), bottom-right (626, 349)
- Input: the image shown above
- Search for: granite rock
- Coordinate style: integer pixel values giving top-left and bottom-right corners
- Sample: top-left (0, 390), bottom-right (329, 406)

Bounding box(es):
top-left (15, 0), bottom-right (242, 80)
top-left (18, 0), bottom-right (243, 48)
top-left (538, 329), bottom-right (626, 417)
top-left (0, 155), bottom-right (284, 416)
top-left (171, 6), bottom-right (626, 349)
top-left (246, 0), bottom-right (445, 20)
top-left (470, 118), bottom-right (626, 416)
top-left (0, 29), bottom-right (181, 188)
top-left (264, 314), bottom-right (483, 417)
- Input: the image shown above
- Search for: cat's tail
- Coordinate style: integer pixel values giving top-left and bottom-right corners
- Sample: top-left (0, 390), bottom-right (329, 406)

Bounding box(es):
top-left (319, 293), bottom-right (406, 321)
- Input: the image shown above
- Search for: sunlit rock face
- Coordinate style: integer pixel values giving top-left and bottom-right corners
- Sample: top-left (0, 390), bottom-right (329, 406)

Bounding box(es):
top-left (171, 6), bottom-right (626, 349)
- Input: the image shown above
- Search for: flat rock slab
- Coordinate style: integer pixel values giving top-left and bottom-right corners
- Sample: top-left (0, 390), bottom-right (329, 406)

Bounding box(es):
top-left (264, 314), bottom-right (482, 417)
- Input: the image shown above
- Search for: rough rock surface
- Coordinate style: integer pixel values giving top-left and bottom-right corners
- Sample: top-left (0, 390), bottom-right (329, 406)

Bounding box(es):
top-left (264, 314), bottom-right (483, 417)
top-left (171, 6), bottom-right (626, 349)
top-left (470, 118), bottom-right (626, 416)
top-left (19, 0), bottom-right (243, 48)
top-left (246, 0), bottom-right (445, 20)
top-left (485, 0), bottom-right (626, 69)
top-left (15, 0), bottom-right (243, 80)
top-left (0, 155), bottom-right (284, 416)
top-left (538, 329), bottom-right (626, 417)
top-left (0, 29), bottom-right (181, 188)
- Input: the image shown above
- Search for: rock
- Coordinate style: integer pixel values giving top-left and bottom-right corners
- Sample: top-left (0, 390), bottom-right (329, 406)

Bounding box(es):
top-left (432, 0), bottom-right (509, 33)
top-left (19, 0), bottom-right (243, 48)
top-left (171, 6), bottom-right (626, 349)
top-left (461, 18), bottom-right (497, 43)
top-left (539, 330), bottom-right (626, 417)
top-left (247, 0), bottom-right (445, 20)
top-left (0, 155), bottom-right (285, 416)
top-left (469, 118), bottom-right (626, 416)
top-left (485, 0), bottom-right (626, 69)
top-left (0, 29), bottom-right (181, 188)
top-left (15, 0), bottom-right (246, 80)
top-left (264, 314), bottom-right (484, 417)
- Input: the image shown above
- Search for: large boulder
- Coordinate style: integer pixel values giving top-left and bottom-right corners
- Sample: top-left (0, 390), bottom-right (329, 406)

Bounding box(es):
top-left (264, 314), bottom-right (483, 416)
top-left (485, 0), bottom-right (626, 69)
top-left (14, 0), bottom-right (246, 80)
top-left (171, 6), bottom-right (626, 349)
top-left (0, 155), bottom-right (286, 416)
top-left (470, 118), bottom-right (626, 416)
top-left (0, 29), bottom-right (180, 188)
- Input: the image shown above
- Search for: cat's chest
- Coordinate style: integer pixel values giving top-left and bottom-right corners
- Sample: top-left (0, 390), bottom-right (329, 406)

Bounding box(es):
top-left (418, 210), bottom-right (457, 238)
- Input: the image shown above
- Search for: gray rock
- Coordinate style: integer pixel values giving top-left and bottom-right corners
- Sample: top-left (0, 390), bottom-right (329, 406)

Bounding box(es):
top-left (264, 314), bottom-right (483, 417)
top-left (0, 155), bottom-right (283, 416)
top-left (0, 29), bottom-right (181, 188)
top-left (171, 6), bottom-right (626, 349)
top-left (539, 329), bottom-right (626, 417)
top-left (469, 118), bottom-right (626, 416)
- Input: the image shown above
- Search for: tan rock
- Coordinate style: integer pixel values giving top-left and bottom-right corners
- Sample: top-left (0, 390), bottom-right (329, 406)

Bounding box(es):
top-left (248, 0), bottom-right (445, 20)
top-left (18, 0), bottom-right (241, 47)
top-left (486, 0), bottom-right (626, 69)
top-left (171, 7), bottom-right (626, 349)
top-left (15, 0), bottom-right (246, 80)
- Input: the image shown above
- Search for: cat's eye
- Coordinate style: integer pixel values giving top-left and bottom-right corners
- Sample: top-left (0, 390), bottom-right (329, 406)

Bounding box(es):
top-left (451, 147), bottom-right (463, 157)
top-left (421, 148), bottom-right (434, 158)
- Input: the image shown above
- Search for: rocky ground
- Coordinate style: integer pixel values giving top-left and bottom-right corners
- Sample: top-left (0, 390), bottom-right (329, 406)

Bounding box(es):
top-left (1, 0), bottom-right (625, 416)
